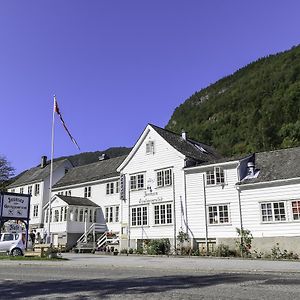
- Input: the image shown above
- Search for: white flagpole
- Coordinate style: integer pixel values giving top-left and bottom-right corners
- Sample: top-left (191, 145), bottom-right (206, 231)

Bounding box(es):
top-left (47, 95), bottom-right (56, 244)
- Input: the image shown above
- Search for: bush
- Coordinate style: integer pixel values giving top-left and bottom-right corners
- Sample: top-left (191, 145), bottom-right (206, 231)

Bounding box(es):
top-left (146, 239), bottom-right (171, 255)
top-left (236, 228), bottom-right (253, 257)
top-left (120, 249), bottom-right (128, 254)
top-left (271, 243), bottom-right (299, 260)
top-left (128, 248), bottom-right (134, 254)
top-left (214, 244), bottom-right (230, 257)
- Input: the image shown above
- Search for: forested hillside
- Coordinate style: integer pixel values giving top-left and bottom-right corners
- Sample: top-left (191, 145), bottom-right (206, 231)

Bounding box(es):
top-left (166, 45), bottom-right (300, 156)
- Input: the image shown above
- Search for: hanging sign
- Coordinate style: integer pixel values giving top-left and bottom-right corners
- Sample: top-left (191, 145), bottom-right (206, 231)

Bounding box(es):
top-left (1, 193), bottom-right (30, 220)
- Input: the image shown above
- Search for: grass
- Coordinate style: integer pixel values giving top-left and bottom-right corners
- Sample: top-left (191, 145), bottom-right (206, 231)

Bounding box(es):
top-left (0, 254), bottom-right (68, 261)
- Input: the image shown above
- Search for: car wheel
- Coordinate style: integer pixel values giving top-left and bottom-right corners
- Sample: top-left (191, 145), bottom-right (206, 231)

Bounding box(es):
top-left (11, 248), bottom-right (23, 256)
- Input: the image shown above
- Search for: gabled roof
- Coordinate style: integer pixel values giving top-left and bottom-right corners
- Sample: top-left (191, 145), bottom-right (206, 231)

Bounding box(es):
top-left (7, 159), bottom-right (71, 189)
top-left (53, 155), bottom-right (127, 189)
top-left (150, 124), bottom-right (222, 162)
top-left (118, 124), bottom-right (222, 171)
top-left (54, 195), bottom-right (99, 207)
top-left (240, 147), bottom-right (300, 185)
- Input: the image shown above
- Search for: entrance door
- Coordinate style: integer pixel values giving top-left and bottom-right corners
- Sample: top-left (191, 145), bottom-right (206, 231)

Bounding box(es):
top-left (53, 234), bottom-right (59, 247)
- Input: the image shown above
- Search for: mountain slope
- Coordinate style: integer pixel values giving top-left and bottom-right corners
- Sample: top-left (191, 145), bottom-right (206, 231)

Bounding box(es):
top-left (166, 45), bottom-right (300, 157)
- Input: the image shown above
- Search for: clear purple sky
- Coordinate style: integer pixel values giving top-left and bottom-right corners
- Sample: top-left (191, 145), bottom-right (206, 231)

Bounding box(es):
top-left (1, 1), bottom-right (300, 174)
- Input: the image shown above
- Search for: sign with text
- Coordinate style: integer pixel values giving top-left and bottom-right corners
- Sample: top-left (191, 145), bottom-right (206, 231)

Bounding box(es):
top-left (1, 193), bottom-right (30, 219)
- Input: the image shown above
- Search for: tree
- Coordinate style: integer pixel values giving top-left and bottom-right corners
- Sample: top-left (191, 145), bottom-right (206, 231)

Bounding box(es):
top-left (0, 155), bottom-right (15, 191)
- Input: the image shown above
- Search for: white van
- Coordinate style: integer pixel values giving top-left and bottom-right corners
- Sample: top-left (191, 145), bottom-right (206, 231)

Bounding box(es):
top-left (0, 232), bottom-right (27, 256)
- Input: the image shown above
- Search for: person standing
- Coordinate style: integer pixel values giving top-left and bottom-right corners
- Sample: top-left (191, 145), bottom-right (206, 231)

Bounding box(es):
top-left (29, 230), bottom-right (36, 250)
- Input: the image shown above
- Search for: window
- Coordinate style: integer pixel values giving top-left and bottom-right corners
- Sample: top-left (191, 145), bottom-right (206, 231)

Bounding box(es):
top-left (54, 210), bottom-right (59, 222)
top-left (131, 206), bottom-right (148, 226)
top-left (156, 169), bottom-right (172, 187)
top-left (79, 209), bottom-right (84, 222)
top-left (130, 173), bottom-right (145, 190)
top-left (84, 186), bottom-right (91, 197)
top-left (292, 201), bottom-right (300, 220)
top-left (64, 207), bottom-right (68, 221)
top-left (154, 203), bottom-right (172, 225)
top-left (105, 206), bottom-right (120, 223)
top-left (68, 190), bottom-right (71, 196)
top-left (208, 205), bottom-right (229, 224)
top-left (115, 206), bottom-right (119, 223)
top-left (11, 189), bottom-right (15, 193)
top-left (34, 184), bottom-right (40, 196)
top-left (206, 167), bottom-right (225, 185)
top-left (146, 141), bottom-right (154, 154)
top-left (94, 210), bottom-right (97, 223)
top-left (28, 186), bottom-right (32, 195)
top-left (89, 209), bottom-right (93, 222)
top-left (60, 207), bottom-right (64, 222)
top-left (106, 182), bottom-right (115, 195)
top-left (74, 209), bottom-right (78, 222)
top-left (33, 205), bottom-right (39, 218)
top-left (20, 187), bottom-right (24, 194)
top-left (116, 181), bottom-right (119, 194)
top-left (261, 202), bottom-right (286, 222)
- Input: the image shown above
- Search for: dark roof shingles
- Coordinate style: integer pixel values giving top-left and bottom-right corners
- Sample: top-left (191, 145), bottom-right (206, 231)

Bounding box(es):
top-left (7, 159), bottom-right (70, 188)
top-left (56, 195), bottom-right (99, 207)
top-left (241, 147), bottom-right (300, 184)
top-left (53, 155), bottom-right (127, 188)
top-left (150, 124), bottom-right (222, 162)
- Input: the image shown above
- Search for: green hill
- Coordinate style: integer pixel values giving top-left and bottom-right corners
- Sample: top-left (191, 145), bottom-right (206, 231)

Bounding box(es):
top-left (166, 45), bottom-right (300, 157)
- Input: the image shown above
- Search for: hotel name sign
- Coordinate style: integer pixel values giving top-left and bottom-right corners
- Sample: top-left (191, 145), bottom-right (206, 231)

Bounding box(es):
top-left (139, 191), bottom-right (163, 204)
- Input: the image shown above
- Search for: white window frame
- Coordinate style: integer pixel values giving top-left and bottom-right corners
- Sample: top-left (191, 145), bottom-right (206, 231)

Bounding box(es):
top-left (105, 206), bottom-right (120, 223)
top-left (28, 186), bottom-right (32, 195)
top-left (154, 203), bottom-right (172, 225)
top-left (130, 173), bottom-right (145, 191)
top-left (156, 168), bottom-right (172, 188)
top-left (34, 184), bottom-right (40, 196)
top-left (260, 201), bottom-right (286, 223)
top-left (84, 186), bottom-right (91, 198)
top-left (208, 204), bottom-right (230, 225)
top-left (291, 200), bottom-right (300, 221)
top-left (206, 167), bottom-right (225, 186)
top-left (146, 141), bottom-right (155, 154)
top-left (131, 206), bottom-right (148, 226)
top-left (33, 205), bottom-right (39, 218)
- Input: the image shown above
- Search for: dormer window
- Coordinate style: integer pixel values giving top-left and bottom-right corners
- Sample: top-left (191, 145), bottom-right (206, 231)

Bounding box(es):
top-left (206, 167), bottom-right (225, 186)
top-left (146, 141), bottom-right (155, 154)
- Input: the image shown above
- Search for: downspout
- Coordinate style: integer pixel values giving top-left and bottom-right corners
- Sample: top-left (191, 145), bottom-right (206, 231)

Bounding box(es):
top-left (172, 172), bottom-right (177, 253)
top-left (127, 179), bottom-right (131, 249)
top-left (236, 161), bottom-right (244, 257)
top-left (202, 174), bottom-right (209, 255)
top-left (183, 171), bottom-right (188, 235)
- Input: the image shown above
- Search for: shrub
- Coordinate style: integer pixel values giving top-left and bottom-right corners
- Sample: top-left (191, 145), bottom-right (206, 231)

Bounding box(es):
top-left (120, 248), bottom-right (128, 254)
top-left (128, 248), bottom-right (134, 254)
top-left (271, 243), bottom-right (299, 260)
top-left (213, 243), bottom-right (231, 257)
top-left (236, 228), bottom-right (253, 257)
top-left (146, 239), bottom-right (171, 255)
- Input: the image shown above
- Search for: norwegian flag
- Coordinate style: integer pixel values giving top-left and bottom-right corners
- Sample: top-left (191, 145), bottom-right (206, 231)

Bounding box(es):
top-left (54, 96), bottom-right (80, 150)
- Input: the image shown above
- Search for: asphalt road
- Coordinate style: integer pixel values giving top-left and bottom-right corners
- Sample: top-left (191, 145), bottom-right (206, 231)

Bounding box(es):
top-left (1, 254), bottom-right (300, 299)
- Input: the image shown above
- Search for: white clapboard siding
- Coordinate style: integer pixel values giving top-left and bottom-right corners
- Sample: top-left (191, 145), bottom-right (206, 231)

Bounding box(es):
top-left (240, 182), bottom-right (300, 237)
top-left (121, 126), bottom-right (186, 240)
top-left (186, 166), bottom-right (241, 239)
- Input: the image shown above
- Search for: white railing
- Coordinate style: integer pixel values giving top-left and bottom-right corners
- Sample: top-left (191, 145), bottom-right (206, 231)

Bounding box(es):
top-left (97, 232), bottom-right (120, 249)
top-left (76, 223), bottom-right (107, 246)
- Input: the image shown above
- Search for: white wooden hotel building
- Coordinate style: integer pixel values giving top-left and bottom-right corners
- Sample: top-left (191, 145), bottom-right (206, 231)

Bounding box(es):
top-left (7, 124), bottom-right (300, 254)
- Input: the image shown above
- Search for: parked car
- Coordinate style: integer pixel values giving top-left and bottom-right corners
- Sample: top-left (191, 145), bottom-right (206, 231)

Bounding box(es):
top-left (0, 232), bottom-right (28, 256)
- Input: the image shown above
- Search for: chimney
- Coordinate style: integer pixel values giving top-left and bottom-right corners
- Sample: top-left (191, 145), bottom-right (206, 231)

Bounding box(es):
top-left (99, 153), bottom-right (107, 161)
top-left (247, 162), bottom-right (255, 177)
top-left (41, 156), bottom-right (47, 168)
top-left (181, 129), bottom-right (187, 140)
